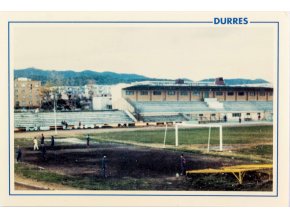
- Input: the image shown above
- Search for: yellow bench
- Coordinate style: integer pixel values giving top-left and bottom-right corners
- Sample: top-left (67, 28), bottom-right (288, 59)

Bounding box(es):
top-left (186, 164), bottom-right (273, 184)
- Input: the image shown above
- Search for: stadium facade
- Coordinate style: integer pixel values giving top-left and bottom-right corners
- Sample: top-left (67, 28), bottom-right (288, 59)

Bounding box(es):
top-left (122, 78), bottom-right (273, 123)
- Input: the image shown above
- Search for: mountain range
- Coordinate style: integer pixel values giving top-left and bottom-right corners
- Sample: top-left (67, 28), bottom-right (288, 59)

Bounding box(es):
top-left (14, 68), bottom-right (270, 86)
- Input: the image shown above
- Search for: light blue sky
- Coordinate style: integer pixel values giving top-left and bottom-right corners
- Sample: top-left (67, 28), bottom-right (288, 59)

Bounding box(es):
top-left (13, 24), bottom-right (275, 83)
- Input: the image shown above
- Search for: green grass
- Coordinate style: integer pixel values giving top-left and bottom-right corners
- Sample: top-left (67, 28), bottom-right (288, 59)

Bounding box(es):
top-left (237, 144), bottom-right (273, 160)
top-left (88, 126), bottom-right (273, 146)
top-left (15, 163), bottom-right (149, 190)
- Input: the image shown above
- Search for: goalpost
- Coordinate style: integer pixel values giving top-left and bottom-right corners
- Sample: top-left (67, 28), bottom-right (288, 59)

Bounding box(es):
top-left (174, 123), bottom-right (223, 152)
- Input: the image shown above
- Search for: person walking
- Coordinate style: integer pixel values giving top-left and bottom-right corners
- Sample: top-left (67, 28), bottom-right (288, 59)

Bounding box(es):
top-left (86, 134), bottom-right (90, 147)
top-left (180, 154), bottom-right (186, 176)
top-left (51, 135), bottom-right (55, 147)
top-left (33, 137), bottom-right (39, 150)
top-left (16, 145), bottom-right (22, 163)
top-left (101, 155), bottom-right (107, 178)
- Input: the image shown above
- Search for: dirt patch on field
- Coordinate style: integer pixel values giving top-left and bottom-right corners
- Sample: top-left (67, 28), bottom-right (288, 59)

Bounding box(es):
top-left (15, 142), bottom-right (272, 191)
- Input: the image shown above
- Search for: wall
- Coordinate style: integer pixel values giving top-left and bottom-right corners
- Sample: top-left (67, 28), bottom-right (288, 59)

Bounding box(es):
top-left (178, 91), bottom-right (190, 101)
top-left (247, 91), bottom-right (257, 101)
top-left (122, 90), bottom-right (137, 101)
top-left (215, 91), bottom-right (225, 101)
top-left (122, 88), bottom-right (273, 102)
top-left (191, 91), bottom-right (201, 101)
top-left (137, 91), bottom-right (151, 101)
top-left (236, 92), bottom-right (247, 101)
top-left (225, 91), bottom-right (236, 101)
top-left (166, 91), bottom-right (177, 101)
top-left (151, 90), bottom-right (164, 101)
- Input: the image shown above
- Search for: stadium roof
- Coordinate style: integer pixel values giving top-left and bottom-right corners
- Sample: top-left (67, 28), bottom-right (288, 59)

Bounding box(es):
top-left (122, 82), bottom-right (273, 91)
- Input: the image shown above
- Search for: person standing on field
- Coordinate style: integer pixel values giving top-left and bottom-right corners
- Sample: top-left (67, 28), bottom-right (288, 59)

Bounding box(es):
top-left (33, 137), bottom-right (39, 150)
top-left (180, 154), bottom-right (186, 176)
top-left (16, 145), bottom-right (22, 162)
top-left (51, 135), bottom-right (55, 147)
top-left (101, 155), bottom-right (107, 178)
top-left (41, 134), bottom-right (45, 147)
top-left (86, 134), bottom-right (90, 147)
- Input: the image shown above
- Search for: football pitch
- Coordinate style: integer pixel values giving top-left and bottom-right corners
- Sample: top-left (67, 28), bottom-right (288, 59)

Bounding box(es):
top-left (14, 125), bottom-right (273, 191)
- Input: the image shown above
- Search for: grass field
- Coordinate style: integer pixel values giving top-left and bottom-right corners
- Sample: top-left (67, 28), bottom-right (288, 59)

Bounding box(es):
top-left (86, 126), bottom-right (273, 146)
top-left (80, 125), bottom-right (273, 162)
top-left (14, 125), bottom-right (274, 191)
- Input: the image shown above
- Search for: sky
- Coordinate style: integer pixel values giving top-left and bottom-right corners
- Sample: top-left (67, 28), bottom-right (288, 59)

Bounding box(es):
top-left (12, 23), bottom-right (276, 83)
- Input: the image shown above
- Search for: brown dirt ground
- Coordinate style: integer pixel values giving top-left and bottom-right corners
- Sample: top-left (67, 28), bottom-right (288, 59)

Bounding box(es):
top-left (15, 142), bottom-right (273, 191)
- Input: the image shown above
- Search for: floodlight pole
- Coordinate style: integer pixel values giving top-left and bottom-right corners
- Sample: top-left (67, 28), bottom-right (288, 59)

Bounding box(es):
top-left (219, 125), bottom-right (223, 151)
top-left (175, 124), bottom-right (178, 147)
top-left (207, 126), bottom-right (211, 152)
top-left (54, 93), bottom-right (58, 135)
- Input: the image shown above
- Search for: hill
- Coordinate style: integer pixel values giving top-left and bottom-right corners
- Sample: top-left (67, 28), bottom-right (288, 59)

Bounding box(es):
top-left (14, 68), bottom-right (270, 86)
top-left (14, 68), bottom-right (160, 86)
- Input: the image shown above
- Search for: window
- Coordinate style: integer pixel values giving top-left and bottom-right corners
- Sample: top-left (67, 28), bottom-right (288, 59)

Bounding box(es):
top-left (216, 91), bottom-right (223, 96)
top-left (192, 91), bottom-right (199, 96)
top-left (211, 114), bottom-right (216, 117)
top-left (180, 91), bottom-right (188, 96)
top-left (260, 91), bottom-right (265, 96)
top-left (227, 92), bottom-right (234, 96)
top-left (140, 91), bottom-right (148, 95)
top-left (125, 90), bottom-right (134, 95)
top-left (249, 92), bottom-right (255, 96)
top-left (268, 92), bottom-right (273, 96)
top-left (199, 114), bottom-right (203, 117)
top-left (246, 113), bottom-right (251, 116)
top-left (232, 113), bottom-right (241, 117)
top-left (167, 91), bottom-right (175, 96)
top-left (238, 92), bottom-right (244, 96)
top-left (153, 91), bottom-right (162, 95)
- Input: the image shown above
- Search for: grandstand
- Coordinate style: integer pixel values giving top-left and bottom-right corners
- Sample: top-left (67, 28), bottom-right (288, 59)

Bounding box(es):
top-left (13, 77), bottom-right (274, 131)
top-left (142, 114), bottom-right (187, 122)
top-left (223, 101), bottom-right (272, 112)
top-left (132, 101), bottom-right (214, 114)
top-left (122, 78), bottom-right (274, 123)
top-left (14, 110), bottom-right (134, 130)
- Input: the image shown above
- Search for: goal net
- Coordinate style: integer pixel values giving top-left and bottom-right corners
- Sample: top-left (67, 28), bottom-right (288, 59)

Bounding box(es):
top-left (172, 123), bottom-right (223, 152)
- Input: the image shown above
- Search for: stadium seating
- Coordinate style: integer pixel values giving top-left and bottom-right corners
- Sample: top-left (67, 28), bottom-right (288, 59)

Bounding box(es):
top-left (142, 114), bottom-right (187, 122)
top-left (132, 101), bottom-right (214, 114)
top-left (14, 110), bottom-right (134, 128)
top-left (223, 101), bottom-right (273, 112)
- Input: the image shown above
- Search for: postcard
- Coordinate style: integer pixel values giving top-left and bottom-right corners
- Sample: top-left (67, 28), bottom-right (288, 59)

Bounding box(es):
top-left (0, 12), bottom-right (289, 206)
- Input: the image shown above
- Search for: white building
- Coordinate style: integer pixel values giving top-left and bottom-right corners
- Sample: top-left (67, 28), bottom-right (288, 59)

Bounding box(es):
top-left (92, 96), bottom-right (112, 110)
